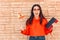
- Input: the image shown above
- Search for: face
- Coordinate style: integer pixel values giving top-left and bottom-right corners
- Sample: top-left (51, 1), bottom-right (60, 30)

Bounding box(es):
top-left (33, 6), bottom-right (40, 17)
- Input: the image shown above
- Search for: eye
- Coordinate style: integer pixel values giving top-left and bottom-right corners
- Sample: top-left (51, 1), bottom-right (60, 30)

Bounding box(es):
top-left (33, 9), bottom-right (40, 11)
top-left (37, 9), bottom-right (40, 10)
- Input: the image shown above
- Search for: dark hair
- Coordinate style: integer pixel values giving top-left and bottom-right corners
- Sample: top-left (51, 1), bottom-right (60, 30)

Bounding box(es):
top-left (26, 4), bottom-right (45, 25)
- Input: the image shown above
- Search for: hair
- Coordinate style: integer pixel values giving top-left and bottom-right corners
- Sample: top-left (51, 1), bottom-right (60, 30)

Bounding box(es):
top-left (26, 4), bottom-right (45, 25)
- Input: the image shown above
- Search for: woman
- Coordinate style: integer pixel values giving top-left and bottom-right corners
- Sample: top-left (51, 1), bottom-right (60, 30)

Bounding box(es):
top-left (20, 4), bottom-right (53, 40)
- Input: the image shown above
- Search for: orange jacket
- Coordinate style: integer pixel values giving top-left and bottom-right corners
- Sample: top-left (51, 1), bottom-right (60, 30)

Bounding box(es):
top-left (21, 17), bottom-right (53, 36)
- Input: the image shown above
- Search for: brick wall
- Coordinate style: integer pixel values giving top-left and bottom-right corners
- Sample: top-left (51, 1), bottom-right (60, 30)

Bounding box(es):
top-left (0, 0), bottom-right (60, 40)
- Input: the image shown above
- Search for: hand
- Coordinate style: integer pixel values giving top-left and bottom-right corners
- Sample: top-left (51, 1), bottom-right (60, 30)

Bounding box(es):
top-left (20, 27), bottom-right (26, 33)
top-left (20, 27), bottom-right (24, 31)
top-left (20, 27), bottom-right (26, 31)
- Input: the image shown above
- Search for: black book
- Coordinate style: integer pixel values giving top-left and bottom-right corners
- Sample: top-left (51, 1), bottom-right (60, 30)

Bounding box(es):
top-left (46, 17), bottom-right (57, 28)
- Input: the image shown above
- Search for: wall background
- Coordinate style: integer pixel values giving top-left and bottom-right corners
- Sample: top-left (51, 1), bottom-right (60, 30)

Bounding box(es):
top-left (0, 0), bottom-right (60, 40)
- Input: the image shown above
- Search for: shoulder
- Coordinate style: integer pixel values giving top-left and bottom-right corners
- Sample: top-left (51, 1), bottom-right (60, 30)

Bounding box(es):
top-left (42, 18), bottom-right (48, 24)
top-left (43, 18), bottom-right (47, 22)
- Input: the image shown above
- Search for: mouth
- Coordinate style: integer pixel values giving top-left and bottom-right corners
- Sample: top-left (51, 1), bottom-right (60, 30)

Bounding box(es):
top-left (35, 13), bottom-right (38, 15)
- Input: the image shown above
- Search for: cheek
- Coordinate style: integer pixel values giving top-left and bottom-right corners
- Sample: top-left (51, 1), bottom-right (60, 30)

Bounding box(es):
top-left (33, 11), bottom-right (36, 13)
top-left (38, 10), bottom-right (40, 13)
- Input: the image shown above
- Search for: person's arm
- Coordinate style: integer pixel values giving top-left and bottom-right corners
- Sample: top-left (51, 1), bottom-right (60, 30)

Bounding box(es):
top-left (44, 18), bottom-right (53, 35)
top-left (20, 25), bottom-right (30, 35)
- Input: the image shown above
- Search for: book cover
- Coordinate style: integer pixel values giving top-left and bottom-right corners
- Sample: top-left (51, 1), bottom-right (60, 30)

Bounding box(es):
top-left (46, 17), bottom-right (58, 28)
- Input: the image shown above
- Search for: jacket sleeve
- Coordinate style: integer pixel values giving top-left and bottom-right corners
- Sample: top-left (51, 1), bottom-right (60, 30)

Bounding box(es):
top-left (45, 25), bottom-right (53, 35)
top-left (44, 18), bottom-right (53, 35)
top-left (21, 25), bottom-right (30, 35)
